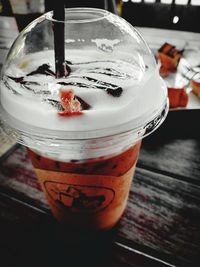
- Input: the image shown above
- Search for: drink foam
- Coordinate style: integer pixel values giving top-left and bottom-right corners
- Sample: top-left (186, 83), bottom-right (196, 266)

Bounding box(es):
top-left (1, 49), bottom-right (166, 134)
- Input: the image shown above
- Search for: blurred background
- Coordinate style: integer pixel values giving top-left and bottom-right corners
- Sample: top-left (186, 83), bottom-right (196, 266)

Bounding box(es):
top-left (0, 0), bottom-right (199, 32)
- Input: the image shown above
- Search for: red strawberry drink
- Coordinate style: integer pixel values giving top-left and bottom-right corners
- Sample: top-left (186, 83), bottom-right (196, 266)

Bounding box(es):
top-left (0, 8), bottom-right (168, 231)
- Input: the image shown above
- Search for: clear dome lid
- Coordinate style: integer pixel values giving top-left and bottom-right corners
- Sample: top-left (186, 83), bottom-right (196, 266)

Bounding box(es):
top-left (0, 8), bottom-right (168, 154)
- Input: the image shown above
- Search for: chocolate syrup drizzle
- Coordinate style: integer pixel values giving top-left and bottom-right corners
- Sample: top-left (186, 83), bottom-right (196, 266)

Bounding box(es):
top-left (8, 75), bottom-right (50, 95)
top-left (5, 60), bottom-right (127, 111)
top-left (58, 75), bottom-right (122, 97)
top-left (67, 60), bottom-right (132, 79)
top-left (27, 64), bottom-right (55, 77)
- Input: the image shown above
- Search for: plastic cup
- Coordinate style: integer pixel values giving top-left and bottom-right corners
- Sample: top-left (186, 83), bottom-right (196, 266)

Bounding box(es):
top-left (28, 141), bottom-right (141, 230)
top-left (0, 8), bottom-right (168, 231)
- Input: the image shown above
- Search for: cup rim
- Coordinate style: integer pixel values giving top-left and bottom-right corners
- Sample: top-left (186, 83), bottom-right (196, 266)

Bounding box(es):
top-left (0, 99), bottom-right (168, 141)
top-left (45, 8), bottom-right (111, 24)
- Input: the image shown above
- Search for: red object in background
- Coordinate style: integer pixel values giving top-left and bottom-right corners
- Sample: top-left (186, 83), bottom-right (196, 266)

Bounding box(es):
top-left (158, 43), bottom-right (183, 77)
top-left (191, 80), bottom-right (200, 99)
top-left (168, 88), bottom-right (189, 108)
top-left (159, 65), bottom-right (171, 77)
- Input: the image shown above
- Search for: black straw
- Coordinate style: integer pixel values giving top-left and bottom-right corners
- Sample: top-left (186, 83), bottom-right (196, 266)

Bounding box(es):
top-left (53, 1), bottom-right (69, 78)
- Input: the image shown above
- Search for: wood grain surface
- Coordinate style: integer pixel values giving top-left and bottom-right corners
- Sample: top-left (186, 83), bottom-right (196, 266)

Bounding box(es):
top-left (139, 137), bottom-right (200, 185)
top-left (117, 167), bottom-right (200, 266)
top-left (0, 145), bottom-right (200, 266)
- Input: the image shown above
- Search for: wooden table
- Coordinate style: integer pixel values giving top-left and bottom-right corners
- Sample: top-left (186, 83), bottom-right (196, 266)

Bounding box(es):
top-left (1, 17), bottom-right (200, 267)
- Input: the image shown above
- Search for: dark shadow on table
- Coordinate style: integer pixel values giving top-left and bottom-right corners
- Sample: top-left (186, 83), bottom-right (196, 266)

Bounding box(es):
top-left (0, 213), bottom-right (116, 267)
top-left (143, 109), bottom-right (200, 146)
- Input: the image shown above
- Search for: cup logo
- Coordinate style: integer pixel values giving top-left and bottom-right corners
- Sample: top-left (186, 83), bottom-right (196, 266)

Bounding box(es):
top-left (44, 181), bottom-right (115, 213)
